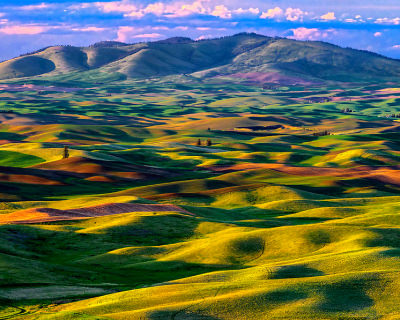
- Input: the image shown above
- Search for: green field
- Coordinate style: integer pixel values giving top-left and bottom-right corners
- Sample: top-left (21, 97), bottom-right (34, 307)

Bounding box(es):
top-left (2, 73), bottom-right (400, 319)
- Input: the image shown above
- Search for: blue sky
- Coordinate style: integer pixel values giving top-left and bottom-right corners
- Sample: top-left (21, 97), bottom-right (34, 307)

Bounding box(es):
top-left (1, 0), bottom-right (400, 61)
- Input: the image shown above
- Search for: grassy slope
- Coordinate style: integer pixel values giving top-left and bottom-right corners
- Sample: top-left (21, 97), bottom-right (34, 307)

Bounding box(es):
top-left (2, 79), bottom-right (400, 319)
top-left (1, 33), bottom-right (400, 82)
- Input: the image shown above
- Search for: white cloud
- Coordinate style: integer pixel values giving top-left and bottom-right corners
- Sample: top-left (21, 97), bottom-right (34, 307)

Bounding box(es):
top-left (374, 32), bottom-right (382, 37)
top-left (116, 26), bottom-right (135, 42)
top-left (143, 3), bottom-right (165, 16)
top-left (345, 14), bottom-right (364, 23)
top-left (170, 0), bottom-right (209, 17)
top-left (211, 5), bottom-right (231, 19)
top-left (320, 12), bottom-right (336, 20)
top-left (260, 7), bottom-right (283, 19)
top-left (290, 27), bottom-right (320, 40)
top-left (68, 3), bottom-right (92, 10)
top-left (116, 25), bottom-right (163, 42)
top-left (94, 0), bottom-right (254, 19)
top-left (0, 25), bottom-right (48, 35)
top-left (234, 7), bottom-right (259, 15)
top-left (143, 0), bottom-right (209, 18)
top-left (152, 26), bottom-right (169, 30)
top-left (78, 1), bottom-right (145, 18)
top-left (392, 45), bottom-right (400, 49)
top-left (71, 27), bottom-right (106, 32)
top-left (133, 33), bottom-right (162, 38)
top-left (124, 11), bottom-right (145, 18)
top-left (19, 3), bottom-right (50, 11)
top-left (96, 1), bottom-right (138, 13)
top-left (289, 27), bottom-right (336, 41)
top-left (375, 17), bottom-right (400, 25)
top-left (196, 34), bottom-right (213, 40)
top-left (285, 8), bottom-right (307, 22)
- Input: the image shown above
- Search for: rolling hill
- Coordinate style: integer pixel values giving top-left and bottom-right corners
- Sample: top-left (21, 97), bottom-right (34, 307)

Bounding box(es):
top-left (4, 30), bottom-right (400, 320)
top-left (1, 33), bottom-right (400, 83)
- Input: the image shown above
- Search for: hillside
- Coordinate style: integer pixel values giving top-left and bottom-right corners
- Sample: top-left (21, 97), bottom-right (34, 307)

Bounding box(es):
top-left (4, 105), bottom-right (400, 319)
top-left (1, 33), bottom-right (400, 83)
top-left (4, 30), bottom-right (400, 320)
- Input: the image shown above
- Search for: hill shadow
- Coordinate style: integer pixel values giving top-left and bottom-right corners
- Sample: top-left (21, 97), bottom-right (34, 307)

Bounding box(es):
top-left (270, 265), bottom-right (324, 279)
top-left (317, 278), bottom-right (376, 312)
top-left (149, 310), bottom-right (222, 320)
top-left (368, 228), bottom-right (400, 257)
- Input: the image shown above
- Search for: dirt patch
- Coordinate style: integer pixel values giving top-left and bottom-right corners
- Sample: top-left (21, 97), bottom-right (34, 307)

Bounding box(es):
top-left (33, 157), bottom-right (106, 174)
top-left (0, 173), bottom-right (64, 185)
top-left (33, 157), bottom-right (174, 180)
top-left (68, 203), bottom-right (193, 217)
top-left (0, 203), bottom-right (194, 224)
top-left (85, 176), bottom-right (116, 182)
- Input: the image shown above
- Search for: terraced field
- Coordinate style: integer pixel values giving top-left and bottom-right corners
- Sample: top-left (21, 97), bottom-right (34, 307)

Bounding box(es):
top-left (2, 78), bottom-right (400, 319)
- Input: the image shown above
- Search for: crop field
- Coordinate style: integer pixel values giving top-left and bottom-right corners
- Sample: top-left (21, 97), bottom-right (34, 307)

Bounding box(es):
top-left (2, 76), bottom-right (400, 319)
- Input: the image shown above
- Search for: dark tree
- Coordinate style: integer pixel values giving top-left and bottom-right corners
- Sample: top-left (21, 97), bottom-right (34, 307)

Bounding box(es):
top-left (207, 139), bottom-right (212, 146)
top-left (63, 146), bottom-right (70, 159)
top-left (196, 139), bottom-right (202, 146)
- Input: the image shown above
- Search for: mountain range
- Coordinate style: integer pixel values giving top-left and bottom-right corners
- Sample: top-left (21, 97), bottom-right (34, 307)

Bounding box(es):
top-left (1, 33), bottom-right (400, 83)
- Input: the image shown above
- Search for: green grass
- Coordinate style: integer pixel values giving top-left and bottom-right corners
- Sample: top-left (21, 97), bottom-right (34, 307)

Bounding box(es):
top-left (2, 70), bottom-right (400, 319)
top-left (0, 150), bottom-right (44, 167)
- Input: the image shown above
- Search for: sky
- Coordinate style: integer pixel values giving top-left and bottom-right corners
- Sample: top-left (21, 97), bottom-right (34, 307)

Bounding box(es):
top-left (1, 0), bottom-right (400, 61)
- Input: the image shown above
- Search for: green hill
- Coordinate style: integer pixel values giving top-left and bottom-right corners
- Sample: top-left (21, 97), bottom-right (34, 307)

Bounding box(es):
top-left (1, 33), bottom-right (400, 82)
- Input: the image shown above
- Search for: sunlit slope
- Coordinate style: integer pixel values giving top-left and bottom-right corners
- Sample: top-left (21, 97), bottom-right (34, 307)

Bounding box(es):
top-left (16, 194), bottom-right (400, 319)
top-left (39, 270), bottom-right (400, 320)
top-left (1, 33), bottom-right (400, 82)
top-left (199, 38), bottom-right (400, 81)
top-left (3, 85), bottom-right (400, 320)
top-left (3, 145), bottom-right (400, 320)
top-left (5, 174), bottom-right (400, 318)
top-left (0, 43), bottom-right (139, 80)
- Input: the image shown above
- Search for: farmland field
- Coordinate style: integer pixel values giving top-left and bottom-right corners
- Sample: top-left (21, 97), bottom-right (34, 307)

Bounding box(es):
top-left (2, 75), bottom-right (400, 319)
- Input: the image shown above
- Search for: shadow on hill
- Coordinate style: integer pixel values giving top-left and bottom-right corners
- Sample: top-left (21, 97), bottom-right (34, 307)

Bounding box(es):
top-left (305, 230), bottom-right (331, 246)
top-left (0, 178), bottom-right (131, 201)
top-left (380, 248), bottom-right (400, 257)
top-left (368, 228), bottom-right (400, 257)
top-left (317, 278), bottom-right (375, 312)
top-left (58, 127), bottom-right (144, 143)
top-left (155, 180), bottom-right (235, 195)
top-left (186, 206), bottom-right (332, 228)
top-left (270, 265), bottom-right (324, 279)
top-left (0, 222), bottom-right (241, 288)
top-left (111, 261), bottom-right (238, 287)
top-left (0, 157), bottom-right (200, 201)
top-left (0, 132), bottom-right (26, 141)
top-left (338, 178), bottom-right (400, 194)
top-left (261, 288), bottom-right (309, 304)
top-left (149, 310), bottom-right (222, 320)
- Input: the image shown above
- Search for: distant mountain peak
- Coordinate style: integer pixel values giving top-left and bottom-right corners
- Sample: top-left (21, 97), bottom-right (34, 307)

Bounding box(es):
top-left (90, 41), bottom-right (129, 48)
top-left (156, 37), bottom-right (194, 44)
top-left (1, 33), bottom-right (400, 82)
top-left (232, 32), bottom-right (268, 38)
